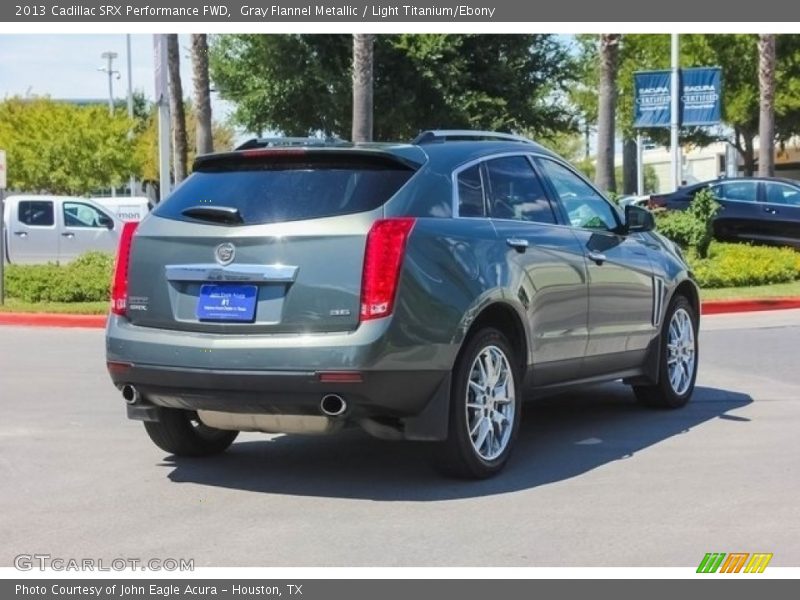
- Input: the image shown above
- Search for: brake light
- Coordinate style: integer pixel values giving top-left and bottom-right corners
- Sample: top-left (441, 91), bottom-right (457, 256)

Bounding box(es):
top-left (110, 221), bottom-right (139, 316)
top-left (360, 218), bottom-right (416, 321)
top-left (241, 148), bottom-right (307, 158)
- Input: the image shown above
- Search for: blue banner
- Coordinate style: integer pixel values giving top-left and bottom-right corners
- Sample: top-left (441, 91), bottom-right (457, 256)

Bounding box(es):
top-left (633, 67), bottom-right (722, 128)
top-left (680, 67), bottom-right (722, 126)
top-left (634, 70), bottom-right (672, 128)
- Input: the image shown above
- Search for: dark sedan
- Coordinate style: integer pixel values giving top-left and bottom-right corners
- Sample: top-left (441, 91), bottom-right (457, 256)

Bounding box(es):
top-left (649, 177), bottom-right (800, 248)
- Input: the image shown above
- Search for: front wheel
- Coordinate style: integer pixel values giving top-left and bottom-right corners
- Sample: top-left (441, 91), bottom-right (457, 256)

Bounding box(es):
top-left (433, 328), bottom-right (522, 479)
top-left (143, 409), bottom-right (238, 457)
top-left (633, 295), bottom-right (699, 409)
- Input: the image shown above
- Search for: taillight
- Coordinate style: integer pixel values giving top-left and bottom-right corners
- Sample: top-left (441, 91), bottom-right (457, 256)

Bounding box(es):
top-left (360, 218), bottom-right (416, 321)
top-left (110, 221), bottom-right (139, 316)
top-left (649, 195), bottom-right (667, 209)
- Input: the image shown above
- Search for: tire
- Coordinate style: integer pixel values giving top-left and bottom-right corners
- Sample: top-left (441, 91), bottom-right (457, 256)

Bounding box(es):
top-left (633, 295), bottom-right (698, 409)
top-left (433, 328), bottom-right (522, 479)
top-left (143, 409), bottom-right (238, 457)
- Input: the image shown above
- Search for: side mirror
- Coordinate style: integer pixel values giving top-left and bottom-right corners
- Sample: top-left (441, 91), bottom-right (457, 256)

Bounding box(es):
top-left (98, 215), bottom-right (114, 229)
top-left (624, 204), bottom-right (655, 233)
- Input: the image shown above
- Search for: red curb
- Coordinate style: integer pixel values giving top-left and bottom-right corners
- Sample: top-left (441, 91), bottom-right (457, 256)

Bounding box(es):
top-left (0, 312), bottom-right (107, 328)
top-left (701, 297), bottom-right (800, 315)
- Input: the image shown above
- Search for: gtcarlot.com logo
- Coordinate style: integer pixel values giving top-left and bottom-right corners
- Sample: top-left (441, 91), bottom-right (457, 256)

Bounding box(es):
top-left (14, 554), bottom-right (194, 572)
top-left (697, 552), bottom-right (773, 573)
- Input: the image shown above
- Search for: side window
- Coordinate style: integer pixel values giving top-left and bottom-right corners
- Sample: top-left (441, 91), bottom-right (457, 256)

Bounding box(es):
top-left (538, 159), bottom-right (619, 231)
top-left (18, 201), bottom-right (54, 226)
top-left (484, 156), bottom-right (556, 224)
top-left (63, 202), bottom-right (111, 228)
top-left (711, 181), bottom-right (758, 202)
top-left (764, 182), bottom-right (800, 206)
top-left (457, 165), bottom-right (486, 218)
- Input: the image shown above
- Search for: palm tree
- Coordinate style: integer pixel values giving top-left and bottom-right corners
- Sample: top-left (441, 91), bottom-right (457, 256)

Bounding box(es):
top-left (758, 34), bottom-right (776, 177)
top-left (167, 34), bottom-right (188, 183)
top-left (351, 34), bottom-right (375, 143)
top-left (191, 34), bottom-right (214, 155)
top-left (595, 34), bottom-right (621, 193)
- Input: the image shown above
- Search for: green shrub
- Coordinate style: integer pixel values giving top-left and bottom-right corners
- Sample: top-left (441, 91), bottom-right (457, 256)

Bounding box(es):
top-left (655, 188), bottom-right (720, 259)
top-left (690, 243), bottom-right (800, 288)
top-left (5, 251), bottom-right (114, 302)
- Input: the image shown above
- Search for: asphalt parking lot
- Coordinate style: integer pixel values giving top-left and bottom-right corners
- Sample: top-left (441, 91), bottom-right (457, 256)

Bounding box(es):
top-left (1, 310), bottom-right (799, 567)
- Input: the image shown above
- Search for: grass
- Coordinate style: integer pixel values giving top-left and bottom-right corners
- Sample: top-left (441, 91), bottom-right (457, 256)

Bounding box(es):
top-left (700, 280), bottom-right (800, 301)
top-left (0, 298), bottom-right (109, 314)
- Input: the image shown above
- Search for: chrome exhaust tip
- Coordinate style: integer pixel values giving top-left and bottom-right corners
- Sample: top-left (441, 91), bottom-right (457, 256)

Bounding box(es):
top-left (122, 384), bottom-right (140, 405)
top-left (320, 394), bottom-right (347, 417)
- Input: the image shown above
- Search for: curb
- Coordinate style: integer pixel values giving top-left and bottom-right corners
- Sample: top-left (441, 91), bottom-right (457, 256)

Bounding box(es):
top-left (0, 312), bottom-right (107, 328)
top-left (700, 297), bottom-right (800, 315)
top-left (1, 297), bottom-right (800, 327)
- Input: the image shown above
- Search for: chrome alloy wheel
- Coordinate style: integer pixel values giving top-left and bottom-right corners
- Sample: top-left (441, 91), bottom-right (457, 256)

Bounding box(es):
top-left (666, 308), bottom-right (696, 396)
top-left (465, 345), bottom-right (516, 461)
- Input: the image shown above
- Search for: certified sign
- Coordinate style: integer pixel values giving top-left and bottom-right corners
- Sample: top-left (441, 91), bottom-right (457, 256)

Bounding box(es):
top-left (0, 149), bottom-right (7, 189)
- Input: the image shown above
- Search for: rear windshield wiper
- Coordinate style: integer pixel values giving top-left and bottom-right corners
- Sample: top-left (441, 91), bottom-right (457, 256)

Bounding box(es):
top-left (181, 205), bottom-right (244, 225)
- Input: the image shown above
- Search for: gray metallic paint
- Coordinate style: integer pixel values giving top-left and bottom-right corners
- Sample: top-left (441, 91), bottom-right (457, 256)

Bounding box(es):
top-left (107, 140), bottom-right (699, 441)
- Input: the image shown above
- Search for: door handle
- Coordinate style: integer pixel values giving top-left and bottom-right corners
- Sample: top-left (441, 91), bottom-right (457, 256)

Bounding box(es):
top-left (506, 238), bottom-right (529, 252)
top-left (763, 206), bottom-right (778, 214)
top-left (61, 232), bottom-right (75, 239)
top-left (13, 231), bottom-right (28, 238)
top-left (587, 251), bottom-right (607, 265)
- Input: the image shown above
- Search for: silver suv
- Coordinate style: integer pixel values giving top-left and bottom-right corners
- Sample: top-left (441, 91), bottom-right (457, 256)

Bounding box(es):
top-left (106, 131), bottom-right (699, 478)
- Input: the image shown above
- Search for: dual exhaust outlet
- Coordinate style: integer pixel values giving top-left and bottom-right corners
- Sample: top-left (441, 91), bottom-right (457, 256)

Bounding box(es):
top-left (121, 385), bottom-right (348, 418)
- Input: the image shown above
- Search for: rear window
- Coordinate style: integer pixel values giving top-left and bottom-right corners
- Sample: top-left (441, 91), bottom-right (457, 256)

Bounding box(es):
top-left (153, 157), bottom-right (414, 225)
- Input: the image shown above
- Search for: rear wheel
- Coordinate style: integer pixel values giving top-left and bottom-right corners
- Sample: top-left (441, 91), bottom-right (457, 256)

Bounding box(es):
top-left (434, 328), bottom-right (522, 479)
top-left (143, 409), bottom-right (238, 457)
top-left (633, 295), bottom-right (698, 408)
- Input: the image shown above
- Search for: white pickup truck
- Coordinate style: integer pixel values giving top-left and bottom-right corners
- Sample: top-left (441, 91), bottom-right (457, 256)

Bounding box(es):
top-left (2, 195), bottom-right (146, 264)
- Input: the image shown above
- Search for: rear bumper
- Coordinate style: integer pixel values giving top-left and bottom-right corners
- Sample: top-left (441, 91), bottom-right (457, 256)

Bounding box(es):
top-left (106, 315), bottom-right (456, 440)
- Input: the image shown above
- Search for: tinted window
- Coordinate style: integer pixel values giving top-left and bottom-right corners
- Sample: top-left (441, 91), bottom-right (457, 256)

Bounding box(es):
top-left (154, 160), bottom-right (414, 225)
top-left (710, 181), bottom-right (758, 202)
top-left (18, 201), bottom-right (54, 226)
top-left (485, 156), bottom-right (556, 224)
top-left (457, 165), bottom-right (485, 217)
top-left (538, 159), bottom-right (619, 230)
top-left (64, 202), bottom-right (111, 228)
top-left (764, 182), bottom-right (800, 206)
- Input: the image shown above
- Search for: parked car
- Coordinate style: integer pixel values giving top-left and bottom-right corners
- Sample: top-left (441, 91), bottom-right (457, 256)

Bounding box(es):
top-left (106, 130), bottom-right (700, 478)
top-left (649, 177), bottom-right (800, 248)
top-left (2, 195), bottom-right (121, 264)
top-left (91, 196), bottom-right (150, 222)
top-left (618, 194), bottom-right (650, 208)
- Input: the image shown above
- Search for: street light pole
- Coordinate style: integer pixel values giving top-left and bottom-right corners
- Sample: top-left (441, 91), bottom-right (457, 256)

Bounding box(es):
top-left (99, 51), bottom-right (119, 115)
top-left (99, 51), bottom-right (120, 197)
top-left (126, 35), bottom-right (136, 197)
top-left (670, 33), bottom-right (681, 191)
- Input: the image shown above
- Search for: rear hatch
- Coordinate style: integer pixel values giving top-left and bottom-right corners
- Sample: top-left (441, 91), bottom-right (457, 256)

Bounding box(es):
top-left (125, 149), bottom-right (418, 333)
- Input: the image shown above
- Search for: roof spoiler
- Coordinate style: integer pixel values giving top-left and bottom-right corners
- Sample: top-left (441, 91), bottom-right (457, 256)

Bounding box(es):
top-left (411, 130), bottom-right (535, 145)
top-left (235, 137), bottom-right (350, 150)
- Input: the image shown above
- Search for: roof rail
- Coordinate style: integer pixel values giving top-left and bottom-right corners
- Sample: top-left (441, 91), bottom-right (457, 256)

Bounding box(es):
top-left (235, 136), bottom-right (350, 150)
top-left (411, 130), bottom-right (535, 145)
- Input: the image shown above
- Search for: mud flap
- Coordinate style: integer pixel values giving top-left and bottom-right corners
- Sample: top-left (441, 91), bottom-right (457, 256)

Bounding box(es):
top-left (401, 375), bottom-right (451, 441)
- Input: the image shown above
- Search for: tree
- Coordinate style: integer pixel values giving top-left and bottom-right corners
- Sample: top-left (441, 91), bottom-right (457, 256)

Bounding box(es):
top-left (352, 34), bottom-right (375, 143)
top-left (191, 34), bottom-right (214, 155)
top-left (0, 98), bottom-right (138, 194)
top-left (167, 34), bottom-right (188, 182)
top-left (135, 103), bottom-right (235, 186)
top-left (595, 34), bottom-right (621, 193)
top-left (209, 34), bottom-right (576, 140)
top-left (758, 34), bottom-right (776, 177)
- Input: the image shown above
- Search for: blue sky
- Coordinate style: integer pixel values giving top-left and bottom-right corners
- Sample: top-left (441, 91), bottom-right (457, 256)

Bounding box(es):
top-left (0, 34), bottom-right (233, 119)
